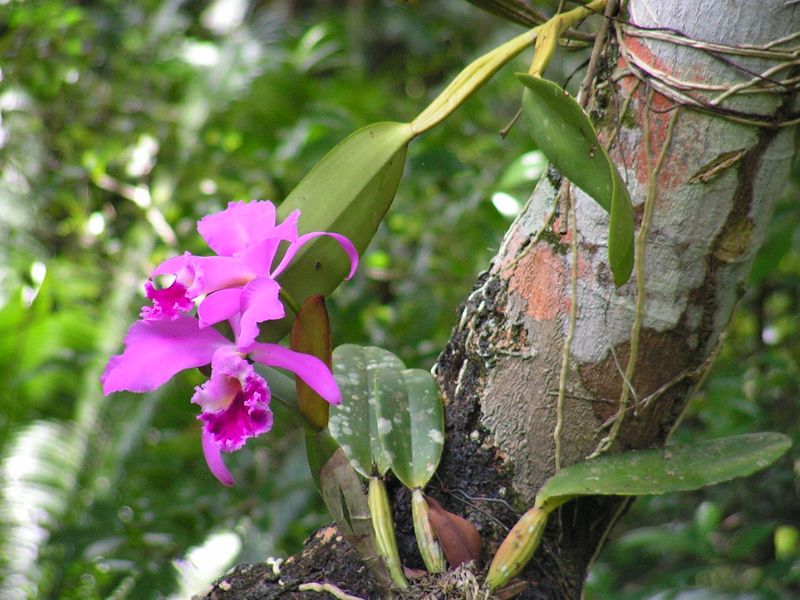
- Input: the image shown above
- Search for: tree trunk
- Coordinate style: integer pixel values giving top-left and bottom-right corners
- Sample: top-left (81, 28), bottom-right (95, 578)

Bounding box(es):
top-left (201, 1), bottom-right (799, 598)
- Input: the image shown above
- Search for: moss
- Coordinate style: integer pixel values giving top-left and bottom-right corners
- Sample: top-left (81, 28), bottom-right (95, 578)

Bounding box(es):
top-left (539, 227), bottom-right (569, 256)
top-left (620, 98), bottom-right (639, 129)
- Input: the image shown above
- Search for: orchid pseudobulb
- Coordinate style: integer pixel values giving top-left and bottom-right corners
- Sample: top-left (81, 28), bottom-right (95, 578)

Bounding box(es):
top-left (101, 201), bottom-right (358, 485)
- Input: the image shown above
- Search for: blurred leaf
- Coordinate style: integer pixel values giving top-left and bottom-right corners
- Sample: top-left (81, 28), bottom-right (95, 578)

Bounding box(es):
top-left (693, 501), bottom-right (722, 539)
top-left (0, 420), bottom-right (84, 598)
top-left (615, 523), bottom-right (700, 556)
top-left (748, 207), bottom-right (797, 285)
top-left (774, 525), bottom-right (800, 560)
top-left (495, 150), bottom-right (547, 191)
top-left (170, 530), bottom-right (240, 599)
top-left (728, 522), bottom-right (776, 560)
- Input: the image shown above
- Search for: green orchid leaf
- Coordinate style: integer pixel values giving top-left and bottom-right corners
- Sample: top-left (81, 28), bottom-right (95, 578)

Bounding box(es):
top-left (375, 368), bottom-right (444, 489)
top-left (487, 432), bottom-right (790, 590)
top-left (276, 122), bottom-right (413, 312)
top-left (609, 167), bottom-right (635, 286)
top-left (329, 344), bottom-right (406, 477)
top-left (517, 74), bottom-right (634, 286)
top-left (536, 433), bottom-right (791, 512)
top-left (517, 75), bottom-right (610, 208)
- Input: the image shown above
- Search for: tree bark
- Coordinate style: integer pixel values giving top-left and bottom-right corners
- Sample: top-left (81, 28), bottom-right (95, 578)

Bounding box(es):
top-left (201, 1), bottom-right (799, 598)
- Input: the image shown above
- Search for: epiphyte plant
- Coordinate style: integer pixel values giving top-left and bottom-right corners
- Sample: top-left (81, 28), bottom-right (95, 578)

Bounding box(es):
top-left (102, 201), bottom-right (358, 485)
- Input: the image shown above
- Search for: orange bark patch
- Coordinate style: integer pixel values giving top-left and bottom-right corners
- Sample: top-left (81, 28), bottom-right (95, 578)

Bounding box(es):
top-left (617, 37), bottom-right (694, 191)
top-left (508, 245), bottom-right (569, 321)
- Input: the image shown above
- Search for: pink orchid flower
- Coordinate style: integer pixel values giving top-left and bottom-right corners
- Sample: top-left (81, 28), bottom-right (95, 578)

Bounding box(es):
top-left (143, 200), bottom-right (358, 347)
top-left (101, 316), bottom-right (341, 486)
top-left (103, 200), bottom-right (359, 485)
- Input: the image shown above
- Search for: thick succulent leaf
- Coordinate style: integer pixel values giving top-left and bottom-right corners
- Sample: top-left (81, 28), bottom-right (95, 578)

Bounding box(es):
top-left (517, 74), bottom-right (634, 286)
top-left (329, 344), bottom-right (406, 477)
top-left (372, 367), bottom-right (409, 477)
top-left (608, 166), bottom-right (634, 286)
top-left (275, 122), bottom-right (412, 314)
top-left (536, 433), bottom-right (791, 512)
top-left (375, 368), bottom-right (444, 489)
top-left (485, 433), bottom-right (790, 590)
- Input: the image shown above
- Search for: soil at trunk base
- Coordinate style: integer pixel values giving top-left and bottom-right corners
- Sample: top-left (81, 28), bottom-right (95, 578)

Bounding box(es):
top-left (195, 525), bottom-right (496, 599)
top-left (196, 525), bottom-right (376, 599)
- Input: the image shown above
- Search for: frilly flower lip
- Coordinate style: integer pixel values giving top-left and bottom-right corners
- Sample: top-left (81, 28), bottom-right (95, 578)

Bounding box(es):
top-left (101, 317), bottom-right (342, 486)
top-left (142, 200), bottom-right (358, 348)
top-left (193, 347), bottom-right (274, 454)
top-left (193, 347), bottom-right (274, 486)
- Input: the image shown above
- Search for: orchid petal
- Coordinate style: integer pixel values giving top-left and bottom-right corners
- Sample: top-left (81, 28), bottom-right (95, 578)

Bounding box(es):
top-left (198, 288), bottom-right (243, 328)
top-left (249, 343), bottom-right (341, 405)
top-left (151, 252), bottom-right (195, 287)
top-left (228, 312), bottom-right (242, 341)
top-left (270, 209), bottom-right (301, 242)
top-left (197, 200), bottom-right (278, 256)
top-left (155, 255), bottom-right (254, 298)
top-left (270, 231), bottom-right (359, 280)
top-left (236, 277), bottom-right (285, 348)
top-left (202, 429), bottom-right (235, 486)
top-left (238, 238), bottom-right (283, 276)
top-left (237, 210), bottom-right (301, 274)
top-left (101, 317), bottom-right (229, 394)
top-left (192, 348), bottom-right (244, 412)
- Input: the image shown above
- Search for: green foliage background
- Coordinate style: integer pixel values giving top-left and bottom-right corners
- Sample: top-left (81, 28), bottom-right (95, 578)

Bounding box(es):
top-left (0, 1), bottom-right (797, 598)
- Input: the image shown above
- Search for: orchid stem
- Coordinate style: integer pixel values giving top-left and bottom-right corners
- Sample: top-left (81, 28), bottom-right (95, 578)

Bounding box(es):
top-left (279, 288), bottom-right (302, 315)
top-left (409, 0), bottom-right (607, 136)
top-left (529, 0), bottom-right (606, 77)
